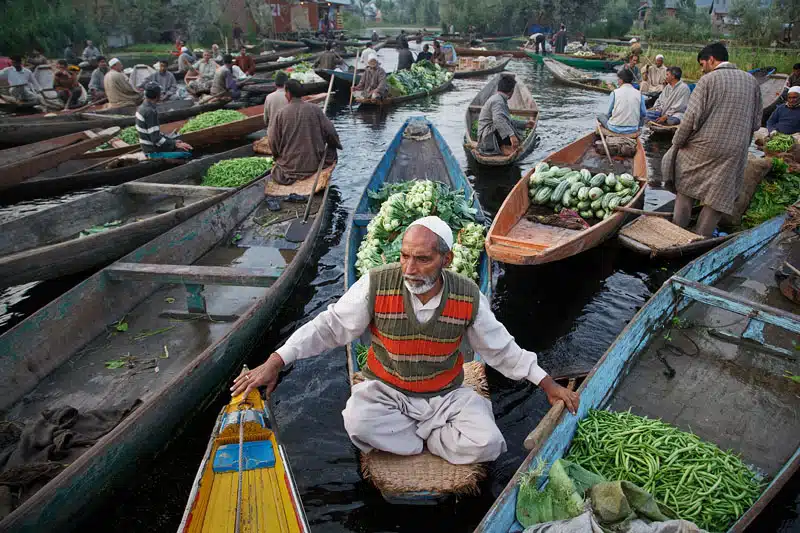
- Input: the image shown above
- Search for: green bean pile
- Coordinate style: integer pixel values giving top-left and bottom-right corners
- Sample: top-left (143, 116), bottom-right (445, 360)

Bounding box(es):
top-left (95, 126), bottom-right (139, 150)
top-left (201, 157), bottom-right (274, 187)
top-left (567, 410), bottom-right (762, 532)
top-left (178, 110), bottom-right (247, 134)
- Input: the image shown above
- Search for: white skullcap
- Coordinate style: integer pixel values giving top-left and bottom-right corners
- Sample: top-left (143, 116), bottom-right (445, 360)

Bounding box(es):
top-left (630, 38), bottom-right (638, 43)
top-left (181, 46), bottom-right (189, 53)
top-left (408, 216), bottom-right (453, 250)
top-left (788, 86), bottom-right (800, 95)
top-left (655, 54), bottom-right (664, 60)
top-left (108, 58), bottom-right (120, 67)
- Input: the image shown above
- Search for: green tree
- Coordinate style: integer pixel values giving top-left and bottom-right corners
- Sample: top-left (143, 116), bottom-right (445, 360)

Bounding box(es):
top-left (1, 0), bottom-right (102, 56)
top-left (729, 0), bottom-right (784, 44)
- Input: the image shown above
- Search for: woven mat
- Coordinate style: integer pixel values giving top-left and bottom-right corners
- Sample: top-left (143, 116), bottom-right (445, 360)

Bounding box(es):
top-left (263, 164), bottom-right (334, 196)
top-left (353, 361), bottom-right (489, 496)
top-left (620, 216), bottom-right (703, 250)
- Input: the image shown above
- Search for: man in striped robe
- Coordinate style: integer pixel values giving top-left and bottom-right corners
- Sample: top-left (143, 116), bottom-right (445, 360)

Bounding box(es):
top-left (232, 216), bottom-right (579, 465)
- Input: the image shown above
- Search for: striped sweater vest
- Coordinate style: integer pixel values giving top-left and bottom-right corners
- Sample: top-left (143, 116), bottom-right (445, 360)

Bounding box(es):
top-left (363, 263), bottom-right (480, 397)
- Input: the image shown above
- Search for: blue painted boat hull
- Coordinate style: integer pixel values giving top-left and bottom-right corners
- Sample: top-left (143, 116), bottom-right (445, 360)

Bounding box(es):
top-left (475, 215), bottom-right (799, 532)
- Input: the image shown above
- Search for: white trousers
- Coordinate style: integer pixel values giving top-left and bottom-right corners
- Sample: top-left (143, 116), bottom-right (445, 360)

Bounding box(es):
top-left (342, 379), bottom-right (507, 465)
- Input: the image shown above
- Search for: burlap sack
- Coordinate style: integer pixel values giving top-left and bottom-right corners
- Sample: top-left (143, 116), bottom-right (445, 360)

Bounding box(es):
top-left (721, 155), bottom-right (773, 227)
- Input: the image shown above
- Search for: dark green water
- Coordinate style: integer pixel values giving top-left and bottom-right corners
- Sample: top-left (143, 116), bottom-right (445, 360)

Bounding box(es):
top-left (0, 47), bottom-right (796, 532)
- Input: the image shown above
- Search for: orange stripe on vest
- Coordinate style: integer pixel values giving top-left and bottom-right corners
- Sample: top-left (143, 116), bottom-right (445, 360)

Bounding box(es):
top-left (370, 324), bottom-right (461, 356)
top-left (367, 347), bottom-right (465, 393)
top-left (441, 299), bottom-right (474, 320)
top-left (373, 294), bottom-right (405, 314)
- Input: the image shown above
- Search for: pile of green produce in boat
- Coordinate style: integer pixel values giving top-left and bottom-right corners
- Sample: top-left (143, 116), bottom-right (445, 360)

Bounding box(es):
top-left (201, 157), bottom-right (274, 187)
top-left (95, 126), bottom-right (139, 150)
top-left (528, 162), bottom-right (640, 220)
top-left (742, 157), bottom-right (800, 228)
top-left (470, 116), bottom-right (533, 141)
top-left (386, 60), bottom-right (452, 96)
top-left (765, 132), bottom-right (795, 153)
top-left (567, 409), bottom-right (762, 532)
top-left (178, 109), bottom-right (247, 134)
top-left (355, 180), bottom-right (484, 280)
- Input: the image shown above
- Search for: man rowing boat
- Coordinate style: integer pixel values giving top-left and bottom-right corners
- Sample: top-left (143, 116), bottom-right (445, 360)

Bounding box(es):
top-left (477, 74), bottom-right (534, 157)
top-left (232, 216), bottom-right (579, 464)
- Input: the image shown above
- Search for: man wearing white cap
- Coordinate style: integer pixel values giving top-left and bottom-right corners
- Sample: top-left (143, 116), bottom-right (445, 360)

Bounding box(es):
top-left (766, 86), bottom-right (800, 135)
top-left (177, 47), bottom-right (195, 73)
top-left (640, 54), bottom-right (667, 93)
top-left (104, 58), bottom-right (142, 108)
top-left (232, 216), bottom-right (580, 465)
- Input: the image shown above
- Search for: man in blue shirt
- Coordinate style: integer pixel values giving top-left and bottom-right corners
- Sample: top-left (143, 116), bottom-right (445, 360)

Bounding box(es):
top-left (597, 68), bottom-right (646, 134)
top-left (766, 86), bottom-right (800, 135)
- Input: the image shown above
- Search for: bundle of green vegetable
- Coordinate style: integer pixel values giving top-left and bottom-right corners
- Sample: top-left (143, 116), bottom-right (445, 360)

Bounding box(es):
top-left (95, 126), bottom-right (139, 150)
top-left (178, 109), bottom-right (247, 134)
top-left (741, 158), bottom-right (800, 228)
top-left (528, 162), bottom-right (639, 220)
top-left (201, 157), bottom-right (274, 187)
top-left (355, 180), bottom-right (484, 279)
top-left (765, 132), bottom-right (795, 153)
top-left (567, 409), bottom-right (762, 532)
top-left (386, 60), bottom-right (452, 96)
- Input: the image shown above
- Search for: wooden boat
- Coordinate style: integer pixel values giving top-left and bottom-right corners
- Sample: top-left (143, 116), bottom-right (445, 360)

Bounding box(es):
top-left (0, 127), bottom-right (119, 190)
top-left (451, 56), bottom-right (512, 79)
top-left (0, 144), bottom-right (253, 287)
top-left (253, 51), bottom-right (361, 74)
top-left (263, 38), bottom-right (306, 49)
top-left (483, 36), bottom-right (514, 43)
top-left (476, 214), bottom-right (799, 533)
top-left (542, 58), bottom-right (614, 93)
top-left (455, 47), bottom-right (528, 59)
top-left (315, 69), bottom-right (361, 93)
top-left (0, 100), bottom-right (225, 146)
top-left (485, 131), bottom-right (647, 265)
top-left (178, 381), bottom-right (310, 533)
top-left (526, 51), bottom-right (623, 71)
top-left (253, 47), bottom-right (311, 64)
top-left (245, 79), bottom-right (329, 97)
top-left (2, 105), bottom-right (266, 203)
top-left (0, 159), bottom-right (332, 532)
top-left (356, 74), bottom-right (454, 107)
top-left (344, 116), bottom-right (491, 504)
top-left (463, 74), bottom-right (539, 167)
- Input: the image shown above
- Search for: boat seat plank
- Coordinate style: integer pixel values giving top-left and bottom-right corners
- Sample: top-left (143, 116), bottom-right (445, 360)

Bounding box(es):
top-left (123, 182), bottom-right (232, 198)
top-left (505, 219), bottom-right (579, 248)
top-left (106, 262), bottom-right (283, 287)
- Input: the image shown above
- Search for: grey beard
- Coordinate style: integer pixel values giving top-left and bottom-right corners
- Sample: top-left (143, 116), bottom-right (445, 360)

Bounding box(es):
top-left (403, 273), bottom-right (439, 295)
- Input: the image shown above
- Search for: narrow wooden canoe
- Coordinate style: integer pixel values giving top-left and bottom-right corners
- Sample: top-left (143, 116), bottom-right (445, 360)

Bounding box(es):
top-left (253, 47), bottom-right (311, 64)
top-left (476, 215), bottom-right (799, 533)
top-left (344, 116), bottom-right (491, 504)
top-left (463, 73), bottom-right (539, 167)
top-left (315, 69), bottom-right (361, 93)
top-left (452, 56), bottom-right (512, 79)
top-left (356, 75), bottom-right (454, 108)
top-left (0, 144), bottom-right (253, 287)
top-left (485, 131), bottom-right (647, 265)
top-left (455, 47), bottom-right (528, 59)
top-left (542, 58), bottom-right (614, 94)
top-left (0, 126), bottom-right (119, 190)
top-left (253, 51), bottom-right (358, 74)
top-left (263, 38), bottom-right (307, 49)
top-left (179, 383), bottom-right (310, 533)
top-left (0, 100), bottom-right (226, 145)
top-left (0, 165), bottom-right (332, 533)
top-left (483, 36), bottom-right (514, 43)
top-left (526, 51), bottom-right (623, 71)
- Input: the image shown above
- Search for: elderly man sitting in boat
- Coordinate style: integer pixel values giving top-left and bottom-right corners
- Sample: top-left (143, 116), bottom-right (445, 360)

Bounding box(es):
top-left (232, 216), bottom-right (580, 465)
top-left (104, 58), bottom-right (143, 108)
top-left (645, 66), bottom-right (690, 126)
top-left (477, 74), bottom-right (535, 157)
top-left (187, 50), bottom-right (219, 95)
top-left (210, 54), bottom-right (240, 99)
top-left (0, 56), bottom-right (42, 104)
top-left (597, 68), bottom-right (646, 134)
top-left (267, 79), bottom-right (341, 185)
top-left (177, 47), bottom-right (195, 73)
top-left (353, 54), bottom-right (388, 100)
top-left (88, 56), bottom-right (109, 100)
top-left (766, 86), bottom-right (800, 135)
top-left (640, 54), bottom-right (667, 93)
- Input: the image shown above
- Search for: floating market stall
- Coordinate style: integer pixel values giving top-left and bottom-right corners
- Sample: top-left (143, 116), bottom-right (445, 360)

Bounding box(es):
top-left (344, 117), bottom-right (492, 504)
top-left (525, 51), bottom-right (623, 71)
top-left (451, 55), bottom-right (512, 79)
top-left (542, 58), bottom-right (615, 94)
top-left (476, 213), bottom-right (800, 533)
top-left (356, 61), bottom-right (454, 108)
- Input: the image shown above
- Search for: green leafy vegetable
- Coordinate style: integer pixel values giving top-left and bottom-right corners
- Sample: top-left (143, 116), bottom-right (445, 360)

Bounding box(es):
top-left (567, 409), bottom-right (763, 532)
top-left (386, 61), bottom-right (451, 96)
top-left (115, 320), bottom-right (129, 332)
top-left (79, 220), bottom-right (123, 238)
top-left (355, 343), bottom-right (369, 369)
top-left (741, 170), bottom-right (800, 228)
top-left (202, 157), bottom-right (275, 187)
top-left (178, 109), bottom-right (247, 134)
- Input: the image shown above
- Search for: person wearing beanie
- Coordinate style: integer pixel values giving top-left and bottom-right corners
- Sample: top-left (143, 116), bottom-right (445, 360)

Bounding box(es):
top-left (135, 82), bottom-right (192, 158)
top-left (232, 216), bottom-right (580, 465)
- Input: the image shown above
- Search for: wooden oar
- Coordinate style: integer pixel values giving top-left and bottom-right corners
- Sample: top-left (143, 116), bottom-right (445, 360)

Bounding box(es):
top-left (285, 143), bottom-right (328, 243)
top-left (596, 119), bottom-right (614, 165)
top-left (349, 49), bottom-right (361, 109)
top-left (322, 69), bottom-right (335, 113)
top-left (64, 97), bottom-right (107, 115)
top-left (523, 378), bottom-right (577, 451)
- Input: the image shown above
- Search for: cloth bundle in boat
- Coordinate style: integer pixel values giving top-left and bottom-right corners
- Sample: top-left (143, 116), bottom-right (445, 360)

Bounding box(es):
top-left (352, 361), bottom-right (489, 496)
top-left (720, 155), bottom-right (772, 227)
top-left (0, 403), bottom-right (139, 518)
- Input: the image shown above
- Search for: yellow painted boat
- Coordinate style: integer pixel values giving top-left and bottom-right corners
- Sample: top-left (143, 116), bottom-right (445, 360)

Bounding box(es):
top-left (179, 378), bottom-right (309, 533)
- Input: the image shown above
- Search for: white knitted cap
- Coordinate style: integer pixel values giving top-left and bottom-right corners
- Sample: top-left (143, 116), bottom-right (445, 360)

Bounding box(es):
top-left (407, 216), bottom-right (453, 250)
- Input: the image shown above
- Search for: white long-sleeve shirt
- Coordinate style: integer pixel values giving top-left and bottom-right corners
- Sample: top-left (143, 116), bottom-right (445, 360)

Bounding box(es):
top-left (0, 67), bottom-right (41, 91)
top-left (277, 272), bottom-right (549, 385)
